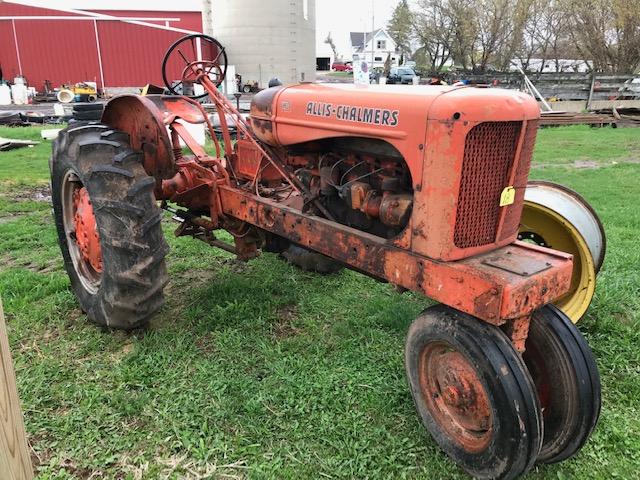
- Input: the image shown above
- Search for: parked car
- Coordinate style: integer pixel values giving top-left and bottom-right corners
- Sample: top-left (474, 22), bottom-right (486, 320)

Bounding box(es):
top-left (387, 67), bottom-right (418, 84)
top-left (332, 61), bottom-right (353, 72)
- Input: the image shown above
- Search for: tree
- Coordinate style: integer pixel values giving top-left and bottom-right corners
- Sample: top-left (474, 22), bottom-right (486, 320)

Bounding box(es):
top-left (412, 0), bottom-right (530, 73)
top-left (406, 0), bottom-right (640, 74)
top-left (324, 32), bottom-right (339, 60)
top-left (566, 0), bottom-right (640, 73)
top-left (520, 0), bottom-right (581, 73)
top-left (412, 0), bottom-right (455, 72)
top-left (388, 0), bottom-right (414, 56)
top-left (467, 0), bottom-right (529, 72)
top-left (384, 53), bottom-right (392, 77)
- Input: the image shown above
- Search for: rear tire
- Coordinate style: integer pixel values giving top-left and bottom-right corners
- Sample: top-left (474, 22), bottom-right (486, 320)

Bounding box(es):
top-left (73, 103), bottom-right (104, 112)
top-left (405, 305), bottom-right (542, 479)
top-left (73, 110), bottom-right (103, 121)
top-left (51, 123), bottom-right (169, 329)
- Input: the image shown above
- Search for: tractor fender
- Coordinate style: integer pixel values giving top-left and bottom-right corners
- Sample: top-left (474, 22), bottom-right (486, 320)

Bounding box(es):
top-left (101, 94), bottom-right (207, 180)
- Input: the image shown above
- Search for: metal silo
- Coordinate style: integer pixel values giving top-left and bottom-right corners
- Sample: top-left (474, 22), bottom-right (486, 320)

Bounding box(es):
top-left (211, 0), bottom-right (316, 88)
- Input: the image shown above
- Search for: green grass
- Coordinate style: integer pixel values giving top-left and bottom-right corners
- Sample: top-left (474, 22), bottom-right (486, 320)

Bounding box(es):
top-left (0, 124), bottom-right (639, 479)
top-left (532, 125), bottom-right (640, 166)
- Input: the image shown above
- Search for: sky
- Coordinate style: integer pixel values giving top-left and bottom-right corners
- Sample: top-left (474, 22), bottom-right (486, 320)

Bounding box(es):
top-left (10, 0), bottom-right (402, 57)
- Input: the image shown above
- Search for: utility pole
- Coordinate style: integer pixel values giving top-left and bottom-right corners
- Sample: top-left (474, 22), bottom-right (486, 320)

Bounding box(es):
top-left (202, 0), bottom-right (213, 36)
top-left (371, 0), bottom-right (374, 69)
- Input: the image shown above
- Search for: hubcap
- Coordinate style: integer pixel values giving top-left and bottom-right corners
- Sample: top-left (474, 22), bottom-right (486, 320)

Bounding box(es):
top-left (419, 342), bottom-right (493, 453)
top-left (73, 187), bottom-right (103, 273)
top-left (61, 171), bottom-right (102, 292)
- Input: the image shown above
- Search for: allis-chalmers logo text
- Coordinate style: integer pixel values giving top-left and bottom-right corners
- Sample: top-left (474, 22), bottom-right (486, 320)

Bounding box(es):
top-left (305, 101), bottom-right (399, 127)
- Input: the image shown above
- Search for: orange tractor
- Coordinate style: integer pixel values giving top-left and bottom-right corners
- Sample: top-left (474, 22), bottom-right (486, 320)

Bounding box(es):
top-left (50, 35), bottom-right (600, 479)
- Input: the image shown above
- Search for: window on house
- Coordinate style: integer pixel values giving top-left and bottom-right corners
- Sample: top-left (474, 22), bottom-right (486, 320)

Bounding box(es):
top-left (374, 56), bottom-right (382, 62)
top-left (376, 40), bottom-right (386, 50)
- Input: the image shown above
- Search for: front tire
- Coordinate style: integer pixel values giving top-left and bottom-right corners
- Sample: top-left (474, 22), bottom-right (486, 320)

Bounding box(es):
top-left (51, 123), bottom-right (169, 329)
top-left (523, 305), bottom-right (601, 463)
top-left (405, 305), bottom-right (543, 479)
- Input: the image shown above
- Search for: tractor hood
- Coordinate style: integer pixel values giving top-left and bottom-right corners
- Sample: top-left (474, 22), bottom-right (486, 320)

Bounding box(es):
top-left (249, 83), bottom-right (540, 148)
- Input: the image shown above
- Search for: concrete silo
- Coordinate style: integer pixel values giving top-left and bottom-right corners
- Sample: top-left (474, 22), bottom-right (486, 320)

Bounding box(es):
top-left (211, 0), bottom-right (316, 88)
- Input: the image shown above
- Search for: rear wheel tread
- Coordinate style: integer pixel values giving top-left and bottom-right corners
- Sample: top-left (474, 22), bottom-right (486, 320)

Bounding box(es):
top-left (88, 165), bottom-right (135, 178)
top-left (51, 124), bottom-right (168, 330)
top-left (127, 177), bottom-right (156, 198)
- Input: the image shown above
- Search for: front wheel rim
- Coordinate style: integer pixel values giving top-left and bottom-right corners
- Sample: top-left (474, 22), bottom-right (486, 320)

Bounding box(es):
top-left (61, 170), bottom-right (102, 293)
top-left (418, 341), bottom-right (493, 453)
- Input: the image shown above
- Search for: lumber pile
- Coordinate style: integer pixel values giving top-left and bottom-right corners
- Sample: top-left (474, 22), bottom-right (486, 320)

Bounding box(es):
top-left (539, 111), bottom-right (617, 126)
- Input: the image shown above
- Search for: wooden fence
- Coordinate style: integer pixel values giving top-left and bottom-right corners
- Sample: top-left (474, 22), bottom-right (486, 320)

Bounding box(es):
top-left (454, 72), bottom-right (640, 110)
top-left (0, 299), bottom-right (34, 480)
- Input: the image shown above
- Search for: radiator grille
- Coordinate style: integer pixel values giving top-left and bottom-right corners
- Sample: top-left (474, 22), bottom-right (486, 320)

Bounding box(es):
top-left (454, 121), bottom-right (522, 249)
top-left (498, 120), bottom-right (539, 241)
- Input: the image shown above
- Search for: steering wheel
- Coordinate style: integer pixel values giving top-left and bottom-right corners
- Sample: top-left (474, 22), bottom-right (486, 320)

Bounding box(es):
top-left (162, 34), bottom-right (228, 99)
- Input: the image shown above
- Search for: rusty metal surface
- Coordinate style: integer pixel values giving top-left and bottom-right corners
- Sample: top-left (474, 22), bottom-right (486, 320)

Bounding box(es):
top-left (102, 94), bottom-right (211, 180)
top-left (419, 341), bottom-right (493, 452)
top-left (102, 95), bottom-right (175, 180)
top-left (502, 315), bottom-right (532, 353)
top-left (379, 194), bottom-right (413, 227)
top-left (498, 121), bottom-right (539, 242)
top-left (249, 83), bottom-right (540, 262)
top-left (232, 139), bottom-right (281, 184)
top-left (73, 186), bottom-right (102, 273)
top-left (158, 96), bottom-right (208, 124)
top-left (218, 186), bottom-right (573, 323)
top-left (454, 121), bottom-right (521, 249)
top-left (413, 117), bottom-right (538, 262)
top-left (250, 87), bottom-right (282, 147)
top-left (482, 252), bottom-right (551, 276)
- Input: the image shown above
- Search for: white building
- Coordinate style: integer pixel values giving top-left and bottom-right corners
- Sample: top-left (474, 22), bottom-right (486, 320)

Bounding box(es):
top-left (510, 58), bottom-right (592, 73)
top-left (350, 29), bottom-right (398, 70)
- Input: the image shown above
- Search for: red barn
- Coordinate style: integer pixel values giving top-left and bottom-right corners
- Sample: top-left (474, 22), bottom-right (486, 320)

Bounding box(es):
top-left (0, 0), bottom-right (203, 92)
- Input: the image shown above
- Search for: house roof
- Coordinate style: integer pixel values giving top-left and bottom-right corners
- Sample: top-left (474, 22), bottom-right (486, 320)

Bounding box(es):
top-left (350, 29), bottom-right (386, 49)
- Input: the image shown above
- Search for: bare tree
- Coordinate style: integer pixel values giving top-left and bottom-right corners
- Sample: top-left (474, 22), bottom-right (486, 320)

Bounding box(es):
top-left (324, 32), bottom-right (339, 61)
top-left (413, 0), bottom-right (530, 73)
top-left (516, 0), bottom-right (543, 71)
top-left (515, 0), bottom-right (573, 73)
top-left (410, 0), bottom-right (640, 74)
top-left (467, 0), bottom-right (529, 72)
top-left (566, 0), bottom-right (640, 73)
top-left (412, 0), bottom-right (455, 72)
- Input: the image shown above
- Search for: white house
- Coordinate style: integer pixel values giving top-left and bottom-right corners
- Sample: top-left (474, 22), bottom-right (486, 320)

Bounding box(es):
top-left (350, 29), bottom-right (398, 70)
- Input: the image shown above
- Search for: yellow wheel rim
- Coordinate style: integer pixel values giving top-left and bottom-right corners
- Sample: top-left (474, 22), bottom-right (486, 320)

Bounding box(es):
top-left (519, 201), bottom-right (596, 323)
